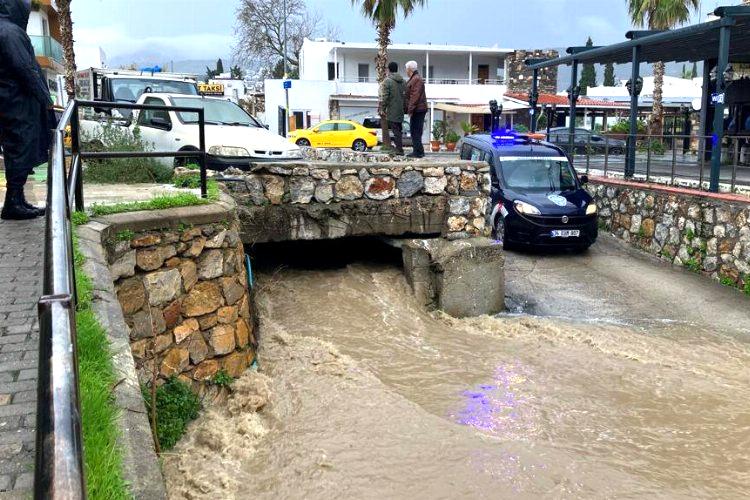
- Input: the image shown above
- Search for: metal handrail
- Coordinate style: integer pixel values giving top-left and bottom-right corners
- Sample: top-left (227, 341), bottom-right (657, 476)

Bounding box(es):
top-left (35, 98), bottom-right (209, 499)
top-left (544, 130), bottom-right (750, 192)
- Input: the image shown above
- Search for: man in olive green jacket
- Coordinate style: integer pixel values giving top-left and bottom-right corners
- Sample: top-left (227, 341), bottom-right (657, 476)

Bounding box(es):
top-left (380, 61), bottom-right (405, 154)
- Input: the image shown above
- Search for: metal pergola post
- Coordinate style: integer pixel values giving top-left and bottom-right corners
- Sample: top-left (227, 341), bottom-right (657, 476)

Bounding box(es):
top-left (568, 60), bottom-right (578, 139)
top-left (626, 45), bottom-right (641, 178)
top-left (709, 24), bottom-right (732, 192)
top-left (530, 68), bottom-right (539, 132)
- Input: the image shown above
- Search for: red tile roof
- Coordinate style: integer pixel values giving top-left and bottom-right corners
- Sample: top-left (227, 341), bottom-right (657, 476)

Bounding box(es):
top-left (505, 92), bottom-right (623, 108)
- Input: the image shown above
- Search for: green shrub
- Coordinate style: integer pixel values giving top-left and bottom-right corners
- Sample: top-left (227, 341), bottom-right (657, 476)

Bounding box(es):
top-left (744, 279), bottom-right (750, 296)
top-left (142, 377), bottom-right (201, 451)
top-left (638, 139), bottom-right (666, 155)
top-left (720, 276), bottom-right (736, 287)
top-left (685, 257), bottom-right (701, 273)
top-left (173, 173), bottom-right (202, 189)
top-left (212, 370), bottom-right (233, 388)
top-left (82, 122), bottom-right (173, 184)
top-left (513, 124), bottom-right (529, 133)
top-left (608, 119), bottom-right (647, 135)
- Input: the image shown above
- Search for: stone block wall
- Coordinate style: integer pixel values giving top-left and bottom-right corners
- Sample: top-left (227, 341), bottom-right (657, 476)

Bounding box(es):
top-left (225, 160), bottom-right (491, 242)
top-left (106, 216), bottom-right (256, 391)
top-left (589, 179), bottom-right (750, 287)
top-left (505, 49), bottom-right (559, 94)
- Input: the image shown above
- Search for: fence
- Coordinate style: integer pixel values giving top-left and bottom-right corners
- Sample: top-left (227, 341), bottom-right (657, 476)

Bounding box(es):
top-left (547, 131), bottom-right (750, 193)
top-left (35, 99), bottom-right (208, 499)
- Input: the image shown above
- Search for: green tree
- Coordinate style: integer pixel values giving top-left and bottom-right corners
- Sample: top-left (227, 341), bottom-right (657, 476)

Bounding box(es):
top-left (579, 37), bottom-right (597, 95)
top-left (230, 65), bottom-right (245, 79)
top-left (216, 58), bottom-right (224, 75)
top-left (691, 61), bottom-right (698, 78)
top-left (352, 0), bottom-right (427, 149)
top-left (628, 0), bottom-right (699, 136)
top-left (603, 62), bottom-right (616, 86)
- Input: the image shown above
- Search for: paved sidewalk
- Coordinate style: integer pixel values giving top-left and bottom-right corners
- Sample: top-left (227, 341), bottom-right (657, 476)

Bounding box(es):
top-left (0, 204), bottom-right (44, 497)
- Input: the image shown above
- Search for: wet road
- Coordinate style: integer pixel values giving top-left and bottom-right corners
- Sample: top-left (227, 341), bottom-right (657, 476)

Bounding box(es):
top-left (164, 235), bottom-right (750, 499)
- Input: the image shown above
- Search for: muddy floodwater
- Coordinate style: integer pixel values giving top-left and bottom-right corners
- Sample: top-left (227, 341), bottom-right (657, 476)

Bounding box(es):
top-left (164, 239), bottom-right (750, 499)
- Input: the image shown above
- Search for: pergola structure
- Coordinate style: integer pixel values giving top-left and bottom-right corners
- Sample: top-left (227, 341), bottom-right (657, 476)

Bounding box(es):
top-left (526, 5), bottom-right (750, 192)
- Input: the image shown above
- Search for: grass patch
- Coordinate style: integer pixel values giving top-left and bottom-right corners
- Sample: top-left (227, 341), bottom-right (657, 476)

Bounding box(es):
top-left (744, 280), bottom-right (750, 296)
top-left (720, 276), bottom-right (736, 287)
top-left (89, 180), bottom-right (219, 218)
top-left (142, 378), bottom-right (201, 451)
top-left (90, 192), bottom-right (209, 217)
top-left (72, 221), bottom-right (129, 499)
top-left (72, 211), bottom-right (90, 226)
top-left (115, 229), bottom-right (134, 242)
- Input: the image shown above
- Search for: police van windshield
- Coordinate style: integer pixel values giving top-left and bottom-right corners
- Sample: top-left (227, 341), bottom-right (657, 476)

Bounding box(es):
top-left (110, 78), bottom-right (198, 102)
top-left (500, 158), bottom-right (578, 192)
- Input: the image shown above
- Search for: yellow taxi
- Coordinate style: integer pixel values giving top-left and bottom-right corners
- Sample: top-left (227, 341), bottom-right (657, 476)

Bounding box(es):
top-left (287, 120), bottom-right (378, 151)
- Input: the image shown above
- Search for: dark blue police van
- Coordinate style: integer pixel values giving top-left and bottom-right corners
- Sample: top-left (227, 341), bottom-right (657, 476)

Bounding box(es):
top-left (460, 130), bottom-right (598, 250)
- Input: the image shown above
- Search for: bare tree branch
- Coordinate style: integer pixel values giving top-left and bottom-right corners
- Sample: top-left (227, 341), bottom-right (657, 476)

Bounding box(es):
top-left (233, 0), bottom-right (337, 76)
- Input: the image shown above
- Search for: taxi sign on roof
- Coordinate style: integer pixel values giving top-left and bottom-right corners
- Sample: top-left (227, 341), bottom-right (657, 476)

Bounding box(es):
top-left (199, 83), bottom-right (225, 95)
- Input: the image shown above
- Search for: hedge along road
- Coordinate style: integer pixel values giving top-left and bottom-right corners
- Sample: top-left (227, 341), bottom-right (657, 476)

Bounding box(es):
top-left (163, 234), bottom-right (750, 499)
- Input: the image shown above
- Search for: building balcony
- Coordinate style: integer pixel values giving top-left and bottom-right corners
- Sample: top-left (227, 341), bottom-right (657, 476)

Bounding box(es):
top-left (30, 35), bottom-right (64, 66)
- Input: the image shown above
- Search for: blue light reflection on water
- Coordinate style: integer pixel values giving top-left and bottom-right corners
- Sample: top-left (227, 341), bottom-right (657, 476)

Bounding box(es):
top-left (452, 363), bottom-right (536, 438)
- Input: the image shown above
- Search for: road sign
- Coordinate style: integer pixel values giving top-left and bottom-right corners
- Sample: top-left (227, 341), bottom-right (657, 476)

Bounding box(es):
top-left (283, 80), bottom-right (292, 89)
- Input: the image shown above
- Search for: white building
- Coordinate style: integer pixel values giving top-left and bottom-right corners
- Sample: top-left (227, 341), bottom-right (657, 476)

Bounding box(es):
top-left (209, 72), bottom-right (246, 103)
top-left (27, 0), bottom-right (64, 103)
top-left (265, 38), bottom-right (525, 139)
top-left (586, 76), bottom-right (703, 109)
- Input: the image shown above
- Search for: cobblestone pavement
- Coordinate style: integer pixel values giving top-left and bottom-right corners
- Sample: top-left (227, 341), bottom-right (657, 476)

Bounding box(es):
top-left (0, 211), bottom-right (44, 498)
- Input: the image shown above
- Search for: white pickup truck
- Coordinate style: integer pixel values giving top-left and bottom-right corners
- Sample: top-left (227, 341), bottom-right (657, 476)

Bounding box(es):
top-left (76, 68), bottom-right (200, 141)
top-left (130, 93), bottom-right (301, 170)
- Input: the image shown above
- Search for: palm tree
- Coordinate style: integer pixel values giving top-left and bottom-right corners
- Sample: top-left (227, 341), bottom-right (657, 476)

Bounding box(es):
top-left (351, 0), bottom-right (426, 149)
top-left (627, 0), bottom-right (698, 138)
top-left (56, 0), bottom-right (77, 101)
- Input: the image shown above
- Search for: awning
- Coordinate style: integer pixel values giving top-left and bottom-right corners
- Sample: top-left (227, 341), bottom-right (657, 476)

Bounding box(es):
top-left (433, 100), bottom-right (527, 114)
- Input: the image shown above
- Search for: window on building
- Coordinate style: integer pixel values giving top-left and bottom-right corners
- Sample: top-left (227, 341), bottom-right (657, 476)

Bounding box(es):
top-left (358, 64), bottom-right (369, 82)
top-left (422, 65), bottom-right (434, 79)
top-left (327, 62), bottom-right (340, 81)
top-left (42, 18), bottom-right (49, 36)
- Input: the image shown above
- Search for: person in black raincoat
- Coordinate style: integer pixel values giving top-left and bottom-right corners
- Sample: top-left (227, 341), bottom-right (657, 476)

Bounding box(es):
top-left (0, 0), bottom-right (52, 220)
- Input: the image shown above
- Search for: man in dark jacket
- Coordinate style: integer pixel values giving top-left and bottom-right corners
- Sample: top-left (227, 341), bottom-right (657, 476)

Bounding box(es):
top-left (404, 60), bottom-right (427, 158)
top-left (380, 61), bottom-right (405, 155)
top-left (0, 0), bottom-right (51, 220)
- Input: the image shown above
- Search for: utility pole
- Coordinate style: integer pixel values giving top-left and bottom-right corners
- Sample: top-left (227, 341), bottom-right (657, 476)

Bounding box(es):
top-left (283, 0), bottom-right (293, 135)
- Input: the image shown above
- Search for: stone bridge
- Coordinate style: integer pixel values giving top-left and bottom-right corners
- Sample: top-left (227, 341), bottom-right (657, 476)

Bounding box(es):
top-left (222, 158), bottom-right (492, 243)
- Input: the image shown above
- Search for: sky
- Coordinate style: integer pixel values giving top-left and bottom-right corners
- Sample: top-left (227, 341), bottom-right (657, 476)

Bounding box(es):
top-left (71, 0), bottom-right (742, 68)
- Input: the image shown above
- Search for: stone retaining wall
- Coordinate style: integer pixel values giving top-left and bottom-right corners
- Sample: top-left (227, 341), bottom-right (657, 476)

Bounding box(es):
top-left (102, 202), bottom-right (257, 395)
top-left (225, 160), bottom-right (491, 243)
top-left (589, 178), bottom-right (750, 288)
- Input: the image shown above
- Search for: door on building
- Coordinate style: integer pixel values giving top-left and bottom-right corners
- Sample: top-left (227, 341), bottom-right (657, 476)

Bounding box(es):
top-left (471, 114), bottom-right (485, 132)
top-left (278, 106), bottom-right (287, 136)
top-left (358, 64), bottom-right (369, 82)
top-left (478, 65), bottom-right (490, 84)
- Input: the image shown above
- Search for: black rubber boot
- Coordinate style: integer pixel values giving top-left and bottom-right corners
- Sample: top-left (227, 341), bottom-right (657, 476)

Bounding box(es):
top-left (1, 187), bottom-right (40, 220)
top-left (19, 189), bottom-right (45, 217)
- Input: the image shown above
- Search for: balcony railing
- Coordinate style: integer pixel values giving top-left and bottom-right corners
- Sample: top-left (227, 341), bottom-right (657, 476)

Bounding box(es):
top-left (30, 35), bottom-right (64, 65)
top-left (338, 77), bottom-right (504, 85)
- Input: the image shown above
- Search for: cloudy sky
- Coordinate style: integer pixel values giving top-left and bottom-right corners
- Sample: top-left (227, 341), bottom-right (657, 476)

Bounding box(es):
top-left (71, 0), bottom-right (741, 68)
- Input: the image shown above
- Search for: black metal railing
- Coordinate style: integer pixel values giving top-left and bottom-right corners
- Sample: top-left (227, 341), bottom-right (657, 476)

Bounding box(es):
top-left (549, 131), bottom-right (750, 193)
top-left (35, 99), bottom-right (208, 499)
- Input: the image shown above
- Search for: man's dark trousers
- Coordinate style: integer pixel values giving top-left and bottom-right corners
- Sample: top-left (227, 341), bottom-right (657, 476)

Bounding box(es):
top-left (389, 120), bottom-right (403, 153)
top-left (410, 111), bottom-right (426, 157)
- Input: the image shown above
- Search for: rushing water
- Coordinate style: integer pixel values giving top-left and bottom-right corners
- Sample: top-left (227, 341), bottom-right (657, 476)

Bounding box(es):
top-left (164, 242), bottom-right (750, 499)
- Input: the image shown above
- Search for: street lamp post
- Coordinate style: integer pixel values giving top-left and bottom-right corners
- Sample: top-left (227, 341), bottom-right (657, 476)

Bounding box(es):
top-left (283, 0), bottom-right (293, 135)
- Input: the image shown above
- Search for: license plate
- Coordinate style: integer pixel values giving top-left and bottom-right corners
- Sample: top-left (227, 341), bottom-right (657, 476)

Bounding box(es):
top-left (550, 229), bottom-right (580, 238)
